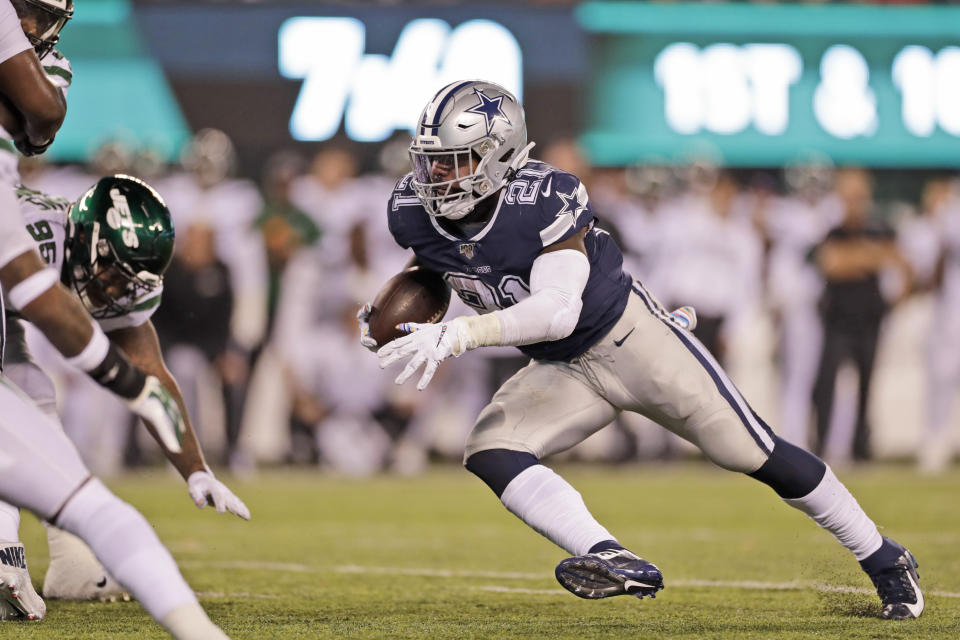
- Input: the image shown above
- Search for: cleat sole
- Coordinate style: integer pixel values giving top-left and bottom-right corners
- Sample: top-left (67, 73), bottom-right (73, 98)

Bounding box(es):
top-left (556, 558), bottom-right (664, 600)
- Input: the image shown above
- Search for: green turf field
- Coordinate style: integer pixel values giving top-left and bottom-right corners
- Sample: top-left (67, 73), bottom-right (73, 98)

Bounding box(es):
top-left (10, 464), bottom-right (960, 639)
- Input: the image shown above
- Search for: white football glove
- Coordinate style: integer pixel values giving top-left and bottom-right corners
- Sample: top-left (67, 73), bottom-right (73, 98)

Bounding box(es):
top-left (356, 303), bottom-right (378, 352)
top-left (126, 376), bottom-right (185, 454)
top-left (377, 318), bottom-right (471, 391)
top-left (187, 469), bottom-right (251, 520)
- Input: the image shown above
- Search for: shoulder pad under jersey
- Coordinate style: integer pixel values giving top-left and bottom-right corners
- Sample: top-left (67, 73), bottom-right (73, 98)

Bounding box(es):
top-left (512, 163), bottom-right (594, 248)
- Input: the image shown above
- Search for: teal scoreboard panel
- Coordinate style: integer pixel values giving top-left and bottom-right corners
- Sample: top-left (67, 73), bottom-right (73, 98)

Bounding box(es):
top-left (577, 2), bottom-right (960, 167)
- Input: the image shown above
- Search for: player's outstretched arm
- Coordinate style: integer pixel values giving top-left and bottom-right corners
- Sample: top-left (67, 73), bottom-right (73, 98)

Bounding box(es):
top-left (108, 321), bottom-right (251, 521)
top-left (0, 249), bottom-right (186, 455)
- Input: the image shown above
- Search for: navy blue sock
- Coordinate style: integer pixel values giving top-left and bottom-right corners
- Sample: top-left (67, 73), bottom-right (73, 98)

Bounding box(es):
top-left (748, 436), bottom-right (827, 499)
top-left (464, 449), bottom-right (540, 498)
top-left (859, 538), bottom-right (903, 574)
top-left (588, 540), bottom-right (625, 554)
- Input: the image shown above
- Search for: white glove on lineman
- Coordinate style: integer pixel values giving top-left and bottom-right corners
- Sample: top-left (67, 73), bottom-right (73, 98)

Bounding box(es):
top-left (187, 469), bottom-right (251, 520)
top-left (356, 303), bottom-right (378, 352)
top-left (377, 318), bottom-right (472, 391)
top-left (126, 376), bottom-right (185, 454)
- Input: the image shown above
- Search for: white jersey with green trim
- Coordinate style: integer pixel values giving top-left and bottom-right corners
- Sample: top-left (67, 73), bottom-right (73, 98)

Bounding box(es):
top-left (0, 48), bottom-right (73, 184)
top-left (2, 185), bottom-right (164, 335)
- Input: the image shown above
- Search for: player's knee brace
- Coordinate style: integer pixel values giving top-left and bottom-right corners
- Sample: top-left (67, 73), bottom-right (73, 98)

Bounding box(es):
top-left (747, 436), bottom-right (827, 499)
top-left (465, 448), bottom-right (540, 498)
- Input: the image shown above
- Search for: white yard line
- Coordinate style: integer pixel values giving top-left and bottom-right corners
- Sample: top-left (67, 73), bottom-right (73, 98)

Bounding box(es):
top-left (334, 565), bottom-right (542, 580)
top-left (476, 586), bottom-right (564, 595)
top-left (182, 560), bottom-right (313, 572)
top-left (477, 580), bottom-right (960, 599)
top-left (184, 562), bottom-right (960, 599)
top-left (196, 591), bottom-right (280, 599)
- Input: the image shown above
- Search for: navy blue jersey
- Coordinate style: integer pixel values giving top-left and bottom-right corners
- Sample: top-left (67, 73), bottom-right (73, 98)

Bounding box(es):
top-left (387, 161), bottom-right (632, 361)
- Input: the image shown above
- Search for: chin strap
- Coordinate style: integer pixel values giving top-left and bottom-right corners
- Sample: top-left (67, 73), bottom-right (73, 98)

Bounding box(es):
top-left (503, 141), bottom-right (537, 183)
top-left (440, 141), bottom-right (538, 220)
top-left (512, 142), bottom-right (537, 171)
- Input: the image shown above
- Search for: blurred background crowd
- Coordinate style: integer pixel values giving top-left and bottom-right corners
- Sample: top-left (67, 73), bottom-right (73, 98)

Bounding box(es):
top-left (16, 0), bottom-right (960, 478)
top-left (19, 132), bottom-right (960, 478)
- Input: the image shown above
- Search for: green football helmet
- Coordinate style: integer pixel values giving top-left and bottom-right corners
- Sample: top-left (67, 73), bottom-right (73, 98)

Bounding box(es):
top-left (64, 174), bottom-right (175, 319)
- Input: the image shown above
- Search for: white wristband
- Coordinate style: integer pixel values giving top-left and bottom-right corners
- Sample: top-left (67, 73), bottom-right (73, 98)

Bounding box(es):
top-left (64, 322), bottom-right (110, 372)
top-left (7, 268), bottom-right (59, 310)
top-left (459, 313), bottom-right (503, 349)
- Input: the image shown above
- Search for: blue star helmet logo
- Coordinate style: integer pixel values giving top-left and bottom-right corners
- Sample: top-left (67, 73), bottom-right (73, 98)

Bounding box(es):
top-left (465, 89), bottom-right (511, 136)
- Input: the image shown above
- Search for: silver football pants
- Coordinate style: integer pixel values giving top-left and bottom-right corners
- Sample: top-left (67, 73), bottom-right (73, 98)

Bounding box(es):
top-left (465, 284), bottom-right (775, 473)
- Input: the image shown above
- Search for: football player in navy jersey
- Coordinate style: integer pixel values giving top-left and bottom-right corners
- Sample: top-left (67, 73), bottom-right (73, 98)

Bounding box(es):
top-left (361, 80), bottom-right (923, 619)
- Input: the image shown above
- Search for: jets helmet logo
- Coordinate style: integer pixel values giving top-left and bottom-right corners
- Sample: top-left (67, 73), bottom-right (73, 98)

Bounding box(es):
top-left (465, 89), bottom-right (511, 136)
top-left (105, 188), bottom-right (140, 248)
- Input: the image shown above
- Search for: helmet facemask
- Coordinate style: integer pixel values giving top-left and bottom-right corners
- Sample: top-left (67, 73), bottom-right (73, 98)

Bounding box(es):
top-left (11, 0), bottom-right (72, 60)
top-left (410, 141), bottom-right (502, 220)
top-left (67, 221), bottom-right (162, 319)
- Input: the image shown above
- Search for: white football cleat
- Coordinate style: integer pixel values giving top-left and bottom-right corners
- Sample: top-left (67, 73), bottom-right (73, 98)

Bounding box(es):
top-left (0, 542), bottom-right (45, 621)
top-left (42, 527), bottom-right (130, 602)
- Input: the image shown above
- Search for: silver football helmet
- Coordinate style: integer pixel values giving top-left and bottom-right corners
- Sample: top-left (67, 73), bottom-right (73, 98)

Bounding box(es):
top-left (409, 80), bottom-right (534, 220)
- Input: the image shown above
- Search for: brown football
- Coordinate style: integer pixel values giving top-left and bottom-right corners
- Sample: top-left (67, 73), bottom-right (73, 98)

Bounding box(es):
top-left (368, 266), bottom-right (452, 345)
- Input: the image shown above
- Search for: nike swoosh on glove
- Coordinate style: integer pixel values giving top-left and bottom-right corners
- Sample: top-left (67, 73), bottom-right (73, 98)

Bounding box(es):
top-left (187, 470), bottom-right (251, 520)
top-left (377, 318), bottom-right (472, 391)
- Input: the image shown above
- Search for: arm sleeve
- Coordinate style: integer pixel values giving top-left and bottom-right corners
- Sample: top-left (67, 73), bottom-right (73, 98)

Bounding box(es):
top-left (0, 1), bottom-right (30, 65)
top-left (460, 248), bottom-right (590, 348)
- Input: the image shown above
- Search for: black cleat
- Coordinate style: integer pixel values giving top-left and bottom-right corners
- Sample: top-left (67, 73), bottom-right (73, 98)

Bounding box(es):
top-left (555, 547), bottom-right (664, 600)
top-left (864, 537), bottom-right (924, 620)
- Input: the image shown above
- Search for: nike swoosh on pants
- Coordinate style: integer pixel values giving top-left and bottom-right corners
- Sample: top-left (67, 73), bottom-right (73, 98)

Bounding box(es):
top-left (613, 327), bottom-right (635, 347)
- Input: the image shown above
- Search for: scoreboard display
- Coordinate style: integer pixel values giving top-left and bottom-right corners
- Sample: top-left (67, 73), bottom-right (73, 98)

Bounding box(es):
top-left (577, 2), bottom-right (960, 167)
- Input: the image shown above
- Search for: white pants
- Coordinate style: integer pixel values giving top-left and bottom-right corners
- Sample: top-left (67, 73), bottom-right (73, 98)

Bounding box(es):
top-left (3, 360), bottom-right (57, 416)
top-left (778, 302), bottom-right (823, 447)
top-left (926, 300), bottom-right (960, 435)
top-left (0, 376), bottom-right (90, 521)
top-left (465, 285), bottom-right (775, 473)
